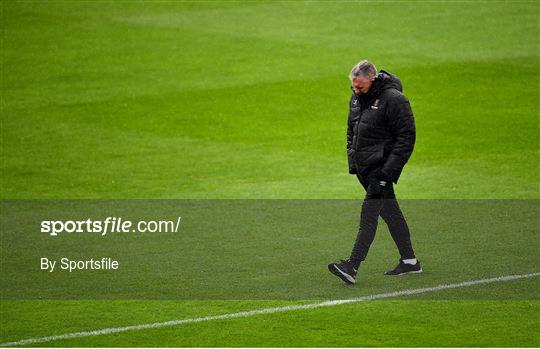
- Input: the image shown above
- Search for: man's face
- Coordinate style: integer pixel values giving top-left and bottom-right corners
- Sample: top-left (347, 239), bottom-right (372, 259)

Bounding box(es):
top-left (351, 75), bottom-right (374, 94)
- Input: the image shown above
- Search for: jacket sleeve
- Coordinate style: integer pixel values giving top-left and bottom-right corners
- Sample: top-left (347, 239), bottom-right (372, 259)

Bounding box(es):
top-left (346, 103), bottom-right (357, 174)
top-left (382, 93), bottom-right (416, 181)
top-left (347, 111), bottom-right (353, 152)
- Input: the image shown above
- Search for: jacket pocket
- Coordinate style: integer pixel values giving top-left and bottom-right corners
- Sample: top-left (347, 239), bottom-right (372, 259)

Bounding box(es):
top-left (355, 143), bottom-right (384, 167)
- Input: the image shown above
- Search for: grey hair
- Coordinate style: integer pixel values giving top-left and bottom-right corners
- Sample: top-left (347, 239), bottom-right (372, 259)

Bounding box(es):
top-left (349, 60), bottom-right (377, 80)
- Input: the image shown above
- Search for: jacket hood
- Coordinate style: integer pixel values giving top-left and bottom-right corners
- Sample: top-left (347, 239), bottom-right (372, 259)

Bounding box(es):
top-left (372, 70), bottom-right (402, 93)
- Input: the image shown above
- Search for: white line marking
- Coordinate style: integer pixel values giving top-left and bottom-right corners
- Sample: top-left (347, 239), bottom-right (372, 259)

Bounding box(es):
top-left (1, 272), bottom-right (538, 347)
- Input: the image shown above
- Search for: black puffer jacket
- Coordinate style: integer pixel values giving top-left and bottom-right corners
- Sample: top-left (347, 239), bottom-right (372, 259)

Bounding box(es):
top-left (347, 70), bottom-right (416, 183)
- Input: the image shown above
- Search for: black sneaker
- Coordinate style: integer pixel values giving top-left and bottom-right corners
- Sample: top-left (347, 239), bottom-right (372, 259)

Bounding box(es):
top-left (385, 259), bottom-right (422, 276)
top-left (328, 259), bottom-right (357, 284)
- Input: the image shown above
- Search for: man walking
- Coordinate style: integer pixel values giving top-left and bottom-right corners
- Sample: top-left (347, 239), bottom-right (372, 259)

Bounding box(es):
top-left (328, 60), bottom-right (421, 285)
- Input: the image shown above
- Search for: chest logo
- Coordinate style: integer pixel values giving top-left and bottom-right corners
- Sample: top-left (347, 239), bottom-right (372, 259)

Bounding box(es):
top-left (371, 99), bottom-right (380, 110)
top-left (353, 98), bottom-right (358, 105)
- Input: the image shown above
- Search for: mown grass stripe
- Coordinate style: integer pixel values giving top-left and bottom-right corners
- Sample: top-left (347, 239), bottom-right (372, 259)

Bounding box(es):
top-left (1, 272), bottom-right (538, 347)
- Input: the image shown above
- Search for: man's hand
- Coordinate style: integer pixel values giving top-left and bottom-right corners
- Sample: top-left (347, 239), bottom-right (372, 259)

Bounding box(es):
top-left (372, 168), bottom-right (390, 186)
top-left (365, 168), bottom-right (390, 198)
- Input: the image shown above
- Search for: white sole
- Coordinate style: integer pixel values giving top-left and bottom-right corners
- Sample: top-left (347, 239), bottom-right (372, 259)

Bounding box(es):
top-left (394, 269), bottom-right (423, 276)
top-left (334, 265), bottom-right (356, 284)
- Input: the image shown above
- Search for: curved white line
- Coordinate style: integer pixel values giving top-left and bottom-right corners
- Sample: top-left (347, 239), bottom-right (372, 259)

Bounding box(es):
top-left (1, 272), bottom-right (538, 347)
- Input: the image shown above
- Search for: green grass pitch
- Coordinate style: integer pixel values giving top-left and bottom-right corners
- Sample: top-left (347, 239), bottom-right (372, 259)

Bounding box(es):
top-left (1, 1), bottom-right (539, 347)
